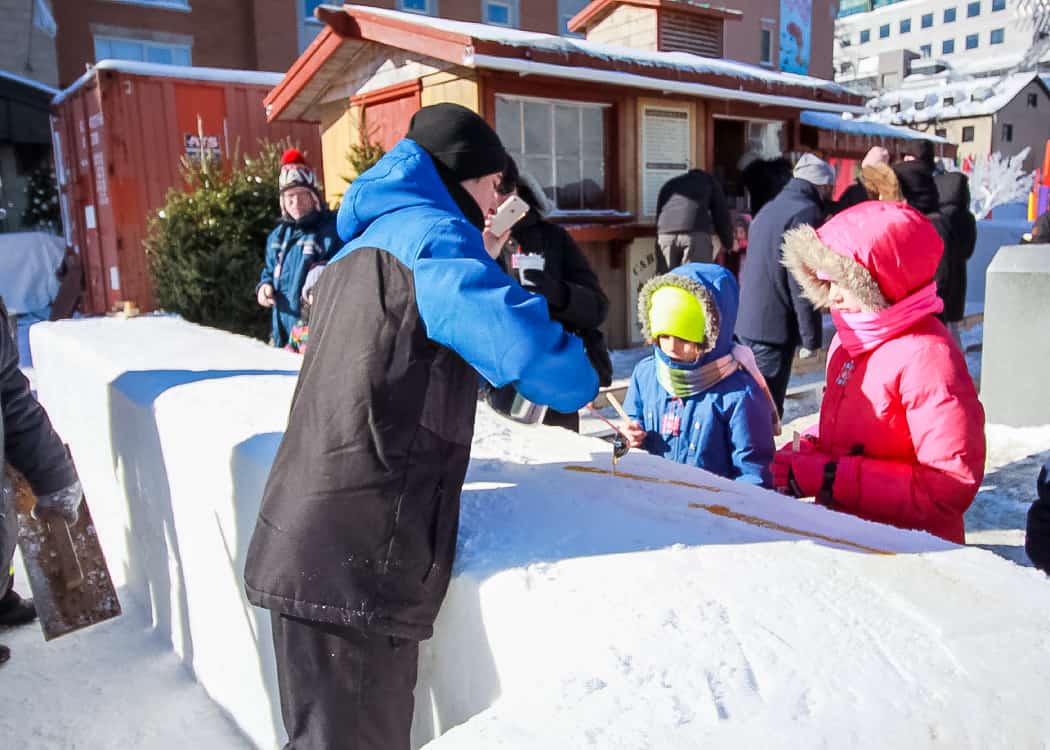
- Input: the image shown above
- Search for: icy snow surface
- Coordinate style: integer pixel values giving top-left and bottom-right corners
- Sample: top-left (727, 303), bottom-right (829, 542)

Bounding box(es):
top-left (12, 315), bottom-right (1050, 749)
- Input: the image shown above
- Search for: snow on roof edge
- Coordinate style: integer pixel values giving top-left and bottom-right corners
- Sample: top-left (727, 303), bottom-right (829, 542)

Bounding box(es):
top-left (800, 111), bottom-right (951, 143)
top-left (52, 60), bottom-right (287, 107)
top-left (471, 55), bottom-right (866, 114)
top-left (338, 4), bottom-right (852, 99)
top-left (0, 69), bottom-right (59, 96)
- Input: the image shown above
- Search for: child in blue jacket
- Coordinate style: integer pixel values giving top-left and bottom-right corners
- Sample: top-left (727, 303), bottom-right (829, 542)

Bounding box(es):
top-left (257, 149), bottom-right (343, 347)
top-left (623, 263), bottom-right (779, 486)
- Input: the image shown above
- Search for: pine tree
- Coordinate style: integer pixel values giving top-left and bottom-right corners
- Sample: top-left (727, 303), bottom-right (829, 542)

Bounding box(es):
top-left (145, 140), bottom-right (291, 340)
top-left (21, 164), bottom-right (60, 233)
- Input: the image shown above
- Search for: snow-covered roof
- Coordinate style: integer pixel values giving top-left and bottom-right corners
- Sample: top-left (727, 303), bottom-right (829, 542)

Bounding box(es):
top-left (339, 5), bottom-right (849, 96)
top-left (269, 5), bottom-right (862, 121)
top-left (865, 71), bottom-right (1044, 126)
top-left (800, 110), bottom-right (951, 143)
top-left (53, 60), bottom-right (287, 107)
top-left (0, 69), bottom-right (59, 96)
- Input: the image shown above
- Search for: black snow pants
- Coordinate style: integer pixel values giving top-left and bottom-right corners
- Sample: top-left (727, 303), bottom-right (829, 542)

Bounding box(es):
top-left (271, 612), bottom-right (420, 750)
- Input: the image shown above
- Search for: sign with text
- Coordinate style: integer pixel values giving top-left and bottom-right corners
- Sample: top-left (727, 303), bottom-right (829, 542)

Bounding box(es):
top-left (642, 108), bottom-right (690, 218)
top-left (184, 134), bottom-right (222, 164)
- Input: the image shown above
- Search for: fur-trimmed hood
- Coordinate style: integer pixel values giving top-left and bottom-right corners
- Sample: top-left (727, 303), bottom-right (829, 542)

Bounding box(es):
top-left (782, 200), bottom-right (943, 311)
top-left (637, 263), bottom-right (739, 363)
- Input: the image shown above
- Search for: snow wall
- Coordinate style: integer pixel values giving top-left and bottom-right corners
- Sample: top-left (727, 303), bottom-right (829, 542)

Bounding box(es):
top-left (30, 316), bottom-right (1050, 749)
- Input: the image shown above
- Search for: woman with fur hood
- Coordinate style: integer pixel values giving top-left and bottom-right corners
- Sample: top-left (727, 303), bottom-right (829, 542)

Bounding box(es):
top-left (775, 201), bottom-right (985, 544)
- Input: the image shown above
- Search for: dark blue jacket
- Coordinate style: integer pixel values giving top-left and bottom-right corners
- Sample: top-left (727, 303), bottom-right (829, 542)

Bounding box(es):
top-left (624, 264), bottom-right (775, 486)
top-left (258, 210), bottom-right (342, 346)
top-left (736, 178), bottom-right (824, 350)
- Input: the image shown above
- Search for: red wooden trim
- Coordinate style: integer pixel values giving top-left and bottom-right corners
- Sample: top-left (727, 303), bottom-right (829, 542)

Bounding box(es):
top-left (350, 79), bottom-right (422, 108)
top-left (565, 223), bottom-right (655, 243)
top-left (265, 27), bottom-right (345, 122)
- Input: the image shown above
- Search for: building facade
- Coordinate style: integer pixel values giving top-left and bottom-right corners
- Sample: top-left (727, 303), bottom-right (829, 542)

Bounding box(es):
top-left (834, 0), bottom-right (1049, 88)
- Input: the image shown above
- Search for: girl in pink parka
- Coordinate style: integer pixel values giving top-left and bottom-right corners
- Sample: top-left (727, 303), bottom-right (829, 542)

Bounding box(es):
top-left (774, 201), bottom-right (985, 544)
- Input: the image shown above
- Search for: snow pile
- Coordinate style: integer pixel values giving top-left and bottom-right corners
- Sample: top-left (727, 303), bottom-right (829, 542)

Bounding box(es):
top-left (865, 71), bottom-right (1038, 126)
top-left (0, 232), bottom-right (65, 315)
top-left (27, 316), bottom-right (1050, 749)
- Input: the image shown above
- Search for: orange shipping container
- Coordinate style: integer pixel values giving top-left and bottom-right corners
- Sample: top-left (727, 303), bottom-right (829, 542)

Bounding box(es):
top-left (51, 60), bottom-right (323, 316)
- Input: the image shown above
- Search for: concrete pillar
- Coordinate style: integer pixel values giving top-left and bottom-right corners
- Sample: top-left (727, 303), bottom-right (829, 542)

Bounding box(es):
top-left (981, 244), bottom-right (1050, 426)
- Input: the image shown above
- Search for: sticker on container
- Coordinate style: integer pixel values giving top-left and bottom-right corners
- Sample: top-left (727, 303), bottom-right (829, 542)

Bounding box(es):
top-left (84, 205), bottom-right (96, 230)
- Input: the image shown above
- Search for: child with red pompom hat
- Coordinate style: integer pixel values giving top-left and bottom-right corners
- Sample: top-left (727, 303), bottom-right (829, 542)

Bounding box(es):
top-left (257, 148), bottom-right (344, 348)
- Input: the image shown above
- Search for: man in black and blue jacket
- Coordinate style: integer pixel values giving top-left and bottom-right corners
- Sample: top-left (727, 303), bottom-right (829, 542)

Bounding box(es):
top-left (244, 104), bottom-right (598, 750)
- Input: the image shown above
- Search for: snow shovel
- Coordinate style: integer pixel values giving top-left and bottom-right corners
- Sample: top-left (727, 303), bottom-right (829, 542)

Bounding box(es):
top-left (9, 465), bottom-right (122, 641)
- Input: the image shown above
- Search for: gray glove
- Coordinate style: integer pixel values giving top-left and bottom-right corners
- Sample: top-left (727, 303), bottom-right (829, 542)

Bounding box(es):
top-left (34, 479), bottom-right (82, 525)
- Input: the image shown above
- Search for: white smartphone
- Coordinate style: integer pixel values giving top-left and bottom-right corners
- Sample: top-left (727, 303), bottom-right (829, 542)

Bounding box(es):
top-left (488, 194), bottom-right (530, 236)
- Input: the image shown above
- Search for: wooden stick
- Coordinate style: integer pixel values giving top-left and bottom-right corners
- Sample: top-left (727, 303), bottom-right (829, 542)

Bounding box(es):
top-left (605, 393), bottom-right (631, 426)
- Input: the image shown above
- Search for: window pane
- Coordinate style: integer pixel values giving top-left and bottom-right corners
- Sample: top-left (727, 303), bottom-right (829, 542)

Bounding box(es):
top-left (967, 1), bottom-right (980, 16)
top-left (944, 7), bottom-right (956, 22)
top-left (555, 105), bottom-right (581, 157)
top-left (556, 157), bottom-right (582, 210)
top-left (920, 44), bottom-right (931, 57)
top-left (173, 47), bottom-right (191, 66)
top-left (580, 107), bottom-right (604, 160)
top-left (900, 18), bottom-right (911, 33)
top-left (95, 39), bottom-right (111, 60)
top-left (879, 24), bottom-right (889, 38)
top-left (524, 156), bottom-right (554, 202)
top-left (581, 160), bottom-right (605, 210)
top-left (965, 33), bottom-right (978, 48)
top-left (146, 46), bottom-right (173, 64)
top-left (943, 39), bottom-right (955, 53)
top-left (992, 0), bottom-right (1005, 9)
top-left (110, 39), bottom-right (146, 61)
top-left (400, 0), bottom-right (427, 12)
top-left (523, 102), bottom-right (552, 155)
top-left (921, 13), bottom-right (933, 27)
top-left (860, 29), bottom-right (870, 43)
top-left (990, 28), bottom-right (1004, 44)
top-left (495, 98), bottom-right (522, 154)
top-left (486, 3), bottom-right (511, 25)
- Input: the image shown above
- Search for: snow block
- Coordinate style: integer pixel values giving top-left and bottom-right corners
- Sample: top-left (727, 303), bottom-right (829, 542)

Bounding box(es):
top-left (982, 244), bottom-right (1050, 426)
top-left (27, 316), bottom-right (1050, 749)
top-left (968, 217), bottom-right (1033, 305)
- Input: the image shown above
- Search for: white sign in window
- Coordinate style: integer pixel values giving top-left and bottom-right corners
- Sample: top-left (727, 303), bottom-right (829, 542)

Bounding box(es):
top-left (495, 95), bottom-right (608, 212)
top-left (642, 107), bottom-right (690, 217)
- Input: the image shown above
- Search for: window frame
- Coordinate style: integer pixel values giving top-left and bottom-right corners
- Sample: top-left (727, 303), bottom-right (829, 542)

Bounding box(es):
top-left (920, 43), bottom-right (932, 57)
top-left (859, 28), bottom-right (871, 44)
top-left (900, 18), bottom-right (911, 34)
top-left (942, 38), bottom-right (955, 54)
top-left (760, 28), bottom-right (773, 64)
top-left (961, 125), bottom-right (975, 142)
top-left (992, 0), bottom-right (1006, 10)
top-left (494, 93), bottom-right (613, 214)
top-left (483, 0), bottom-right (519, 27)
top-left (965, 33), bottom-right (979, 49)
top-left (558, 0), bottom-right (588, 36)
top-left (1028, 93), bottom-right (1039, 108)
top-left (967, 1), bottom-right (980, 17)
top-left (1001, 123), bottom-right (1013, 142)
top-left (397, 0), bottom-right (435, 14)
top-left (990, 27), bottom-right (1005, 44)
top-left (921, 12), bottom-right (933, 28)
top-left (879, 23), bottom-right (890, 38)
top-left (944, 7), bottom-right (957, 22)
top-left (94, 34), bottom-right (193, 66)
top-left (935, 128), bottom-right (948, 138)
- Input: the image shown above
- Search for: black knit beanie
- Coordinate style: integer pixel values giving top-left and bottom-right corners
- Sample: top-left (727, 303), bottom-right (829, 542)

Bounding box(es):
top-left (407, 103), bottom-right (507, 181)
top-left (902, 139), bottom-right (935, 165)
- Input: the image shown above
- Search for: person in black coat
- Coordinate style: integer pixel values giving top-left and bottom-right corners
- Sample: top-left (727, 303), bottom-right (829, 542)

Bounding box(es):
top-left (0, 299), bottom-right (81, 665)
top-left (893, 140), bottom-right (941, 215)
top-left (1026, 458), bottom-right (1050, 574)
top-left (490, 158), bottom-right (613, 431)
top-left (739, 155), bottom-right (793, 217)
top-left (934, 171), bottom-right (977, 325)
top-left (736, 154), bottom-right (833, 416)
top-left (654, 168), bottom-right (734, 269)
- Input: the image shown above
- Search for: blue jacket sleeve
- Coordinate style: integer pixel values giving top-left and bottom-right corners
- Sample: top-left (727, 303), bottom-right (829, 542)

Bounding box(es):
top-left (414, 218), bottom-right (599, 413)
top-left (258, 226), bottom-right (280, 291)
top-left (623, 365), bottom-right (645, 423)
top-left (726, 382), bottom-right (776, 487)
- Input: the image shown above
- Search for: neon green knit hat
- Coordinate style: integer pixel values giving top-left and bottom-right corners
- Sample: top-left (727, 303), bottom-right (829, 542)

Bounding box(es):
top-left (648, 285), bottom-right (706, 344)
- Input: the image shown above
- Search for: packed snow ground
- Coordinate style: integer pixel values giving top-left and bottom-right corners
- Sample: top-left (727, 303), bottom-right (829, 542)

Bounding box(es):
top-left (8, 312), bottom-right (1050, 749)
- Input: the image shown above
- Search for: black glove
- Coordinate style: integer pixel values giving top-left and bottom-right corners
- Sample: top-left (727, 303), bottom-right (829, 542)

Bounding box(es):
top-left (522, 268), bottom-right (568, 311)
top-left (579, 328), bottom-right (613, 387)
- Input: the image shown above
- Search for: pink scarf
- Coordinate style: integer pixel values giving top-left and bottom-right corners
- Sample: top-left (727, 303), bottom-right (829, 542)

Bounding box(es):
top-left (832, 282), bottom-right (944, 358)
